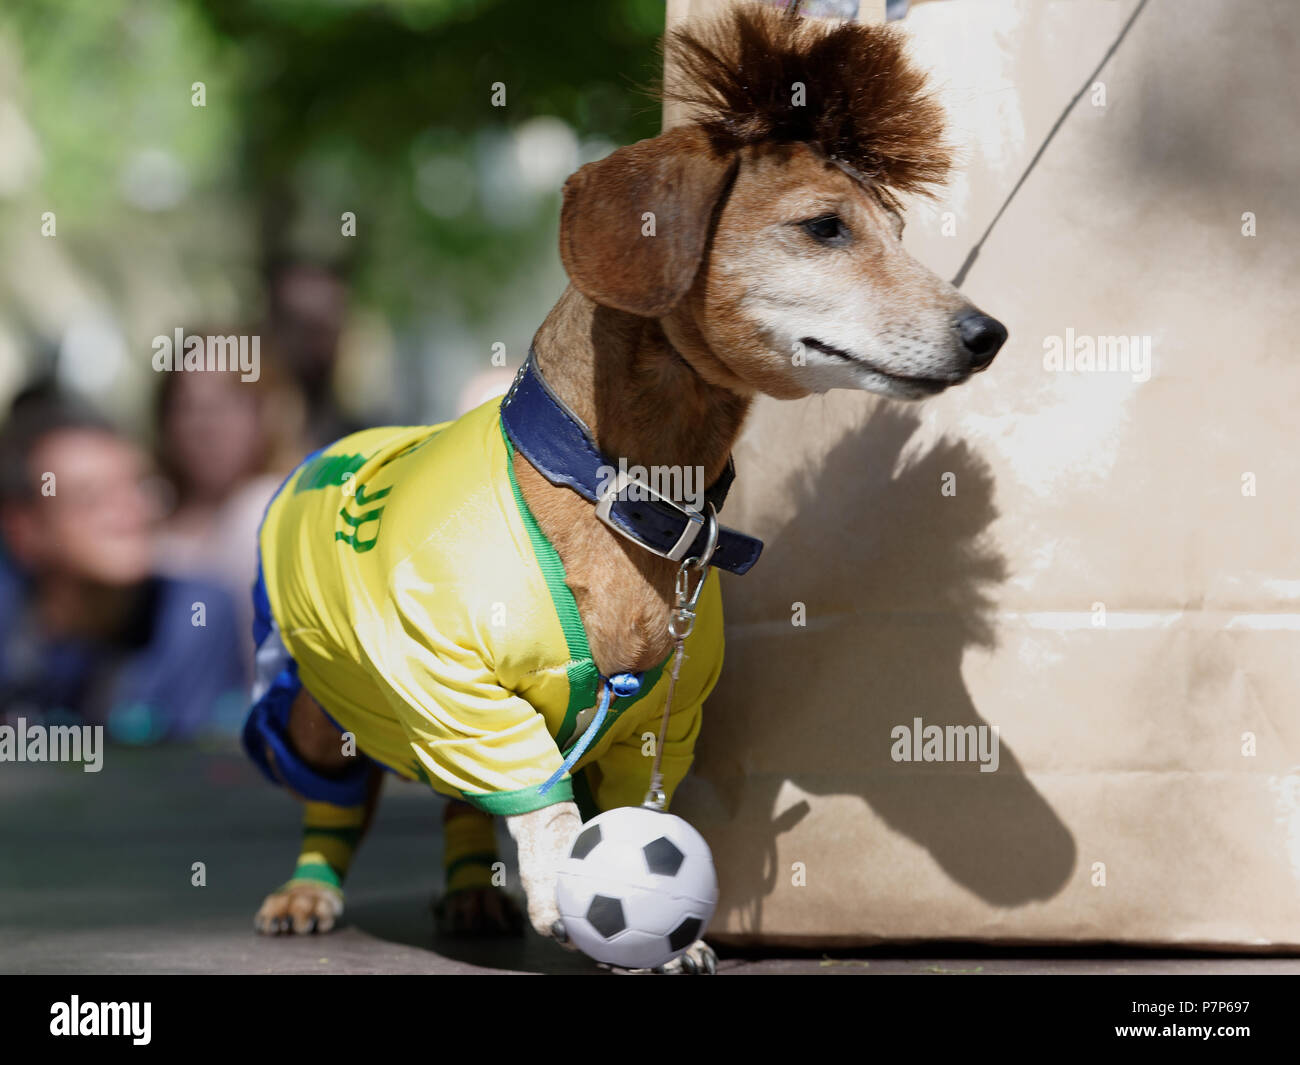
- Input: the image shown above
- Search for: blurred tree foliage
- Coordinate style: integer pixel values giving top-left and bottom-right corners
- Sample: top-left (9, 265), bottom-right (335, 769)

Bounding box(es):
top-left (3, 0), bottom-right (665, 328)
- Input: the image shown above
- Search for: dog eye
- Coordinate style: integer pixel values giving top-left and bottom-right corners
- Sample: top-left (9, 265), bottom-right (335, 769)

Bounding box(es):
top-left (800, 214), bottom-right (850, 245)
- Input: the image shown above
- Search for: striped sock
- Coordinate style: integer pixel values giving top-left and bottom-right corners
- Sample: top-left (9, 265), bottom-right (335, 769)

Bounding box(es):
top-left (288, 800), bottom-right (367, 893)
top-left (443, 801), bottom-right (500, 894)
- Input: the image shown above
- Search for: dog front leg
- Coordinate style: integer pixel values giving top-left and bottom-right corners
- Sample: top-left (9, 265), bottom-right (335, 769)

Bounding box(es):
top-left (505, 801), bottom-right (582, 947)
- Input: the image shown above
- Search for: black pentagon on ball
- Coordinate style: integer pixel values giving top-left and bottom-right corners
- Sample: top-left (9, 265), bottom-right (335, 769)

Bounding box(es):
top-left (668, 915), bottom-right (703, 951)
top-left (586, 894), bottom-right (626, 938)
top-left (571, 824), bottom-right (602, 860)
top-left (642, 836), bottom-right (685, 876)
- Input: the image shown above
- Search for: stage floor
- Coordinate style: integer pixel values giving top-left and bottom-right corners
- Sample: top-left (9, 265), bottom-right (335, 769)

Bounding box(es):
top-left (3, 746), bottom-right (1296, 976)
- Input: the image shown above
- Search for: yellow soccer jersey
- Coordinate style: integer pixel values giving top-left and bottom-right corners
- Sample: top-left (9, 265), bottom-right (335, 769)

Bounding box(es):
top-left (258, 396), bottom-right (724, 816)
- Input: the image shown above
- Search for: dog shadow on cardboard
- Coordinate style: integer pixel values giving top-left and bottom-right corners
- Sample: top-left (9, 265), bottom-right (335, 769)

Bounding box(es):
top-left (676, 396), bottom-right (1076, 936)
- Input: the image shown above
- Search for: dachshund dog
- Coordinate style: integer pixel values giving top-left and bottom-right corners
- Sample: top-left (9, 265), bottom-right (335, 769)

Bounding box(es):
top-left (245, 4), bottom-right (1005, 974)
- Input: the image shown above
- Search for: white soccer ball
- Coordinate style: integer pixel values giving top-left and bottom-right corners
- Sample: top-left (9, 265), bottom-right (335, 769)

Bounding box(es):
top-left (555, 806), bottom-right (718, 969)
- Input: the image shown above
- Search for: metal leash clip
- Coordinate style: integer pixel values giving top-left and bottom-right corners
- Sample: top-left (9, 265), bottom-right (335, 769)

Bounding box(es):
top-left (668, 504), bottom-right (717, 641)
top-left (645, 506), bottom-right (718, 810)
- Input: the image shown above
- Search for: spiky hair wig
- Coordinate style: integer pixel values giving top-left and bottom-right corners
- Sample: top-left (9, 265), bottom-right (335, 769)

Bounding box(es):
top-left (663, 2), bottom-right (952, 200)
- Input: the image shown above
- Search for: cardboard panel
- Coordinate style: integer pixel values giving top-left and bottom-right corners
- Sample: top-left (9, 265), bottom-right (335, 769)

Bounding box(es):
top-left (668, 0), bottom-right (1300, 946)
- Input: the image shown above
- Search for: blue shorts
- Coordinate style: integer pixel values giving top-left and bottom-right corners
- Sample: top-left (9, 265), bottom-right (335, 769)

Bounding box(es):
top-left (240, 447), bottom-right (378, 807)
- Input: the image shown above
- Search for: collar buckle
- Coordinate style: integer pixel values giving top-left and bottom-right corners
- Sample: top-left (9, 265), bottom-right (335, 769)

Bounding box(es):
top-left (595, 469), bottom-right (712, 563)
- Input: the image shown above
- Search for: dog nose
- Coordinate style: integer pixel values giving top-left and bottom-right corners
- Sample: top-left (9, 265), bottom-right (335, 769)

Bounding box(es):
top-left (955, 312), bottom-right (1008, 371)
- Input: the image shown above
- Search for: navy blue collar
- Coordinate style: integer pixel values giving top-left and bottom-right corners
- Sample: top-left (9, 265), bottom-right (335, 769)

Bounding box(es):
top-left (499, 348), bottom-right (762, 575)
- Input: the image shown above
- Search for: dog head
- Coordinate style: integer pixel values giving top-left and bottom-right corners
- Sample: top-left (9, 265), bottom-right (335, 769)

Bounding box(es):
top-left (558, 4), bottom-right (1006, 401)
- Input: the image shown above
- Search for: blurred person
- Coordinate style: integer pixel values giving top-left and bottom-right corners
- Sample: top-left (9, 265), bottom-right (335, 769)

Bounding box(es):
top-left (264, 261), bottom-right (359, 449)
top-left (152, 357), bottom-right (307, 657)
top-left (0, 394), bottom-right (247, 742)
top-left (455, 365), bottom-right (517, 417)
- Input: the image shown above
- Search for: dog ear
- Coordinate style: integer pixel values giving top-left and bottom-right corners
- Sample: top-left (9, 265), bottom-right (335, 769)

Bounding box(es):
top-left (559, 125), bottom-right (738, 318)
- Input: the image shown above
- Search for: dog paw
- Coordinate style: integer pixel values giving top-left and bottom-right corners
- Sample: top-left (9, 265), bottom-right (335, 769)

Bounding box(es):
top-left (504, 801), bottom-right (582, 942)
top-left (254, 879), bottom-right (344, 935)
top-left (656, 939), bottom-right (717, 975)
top-left (433, 886), bottom-right (525, 938)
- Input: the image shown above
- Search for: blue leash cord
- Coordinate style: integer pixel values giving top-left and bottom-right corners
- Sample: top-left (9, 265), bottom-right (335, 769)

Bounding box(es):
top-left (538, 672), bottom-right (641, 795)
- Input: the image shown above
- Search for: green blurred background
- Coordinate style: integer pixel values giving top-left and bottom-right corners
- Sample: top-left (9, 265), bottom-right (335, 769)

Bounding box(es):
top-left (0, 0), bottom-right (667, 428)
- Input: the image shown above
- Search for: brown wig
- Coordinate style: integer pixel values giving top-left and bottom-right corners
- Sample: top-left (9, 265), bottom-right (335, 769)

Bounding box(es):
top-left (663, 2), bottom-right (952, 201)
